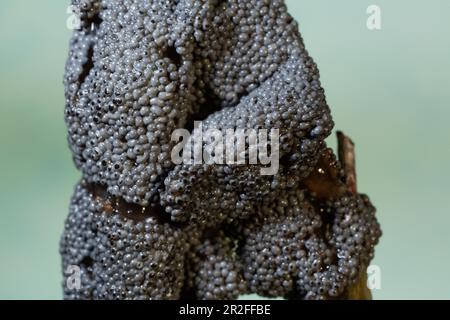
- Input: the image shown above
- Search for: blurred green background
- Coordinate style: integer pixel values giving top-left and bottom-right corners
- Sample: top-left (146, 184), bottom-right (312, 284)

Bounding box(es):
top-left (0, 0), bottom-right (449, 299)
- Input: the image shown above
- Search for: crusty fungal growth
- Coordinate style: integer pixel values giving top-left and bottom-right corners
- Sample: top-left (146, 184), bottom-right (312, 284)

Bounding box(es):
top-left (184, 230), bottom-right (248, 300)
top-left (239, 169), bottom-right (380, 300)
top-left (64, 0), bottom-right (332, 211)
top-left (239, 189), bottom-right (321, 298)
top-left (62, 0), bottom-right (381, 300)
top-left (61, 182), bottom-right (188, 299)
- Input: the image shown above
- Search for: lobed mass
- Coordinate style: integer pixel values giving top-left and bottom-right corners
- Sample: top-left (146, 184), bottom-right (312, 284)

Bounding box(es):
top-left (61, 0), bottom-right (381, 300)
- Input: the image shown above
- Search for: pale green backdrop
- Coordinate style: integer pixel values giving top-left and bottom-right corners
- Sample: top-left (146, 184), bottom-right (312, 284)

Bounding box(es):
top-left (0, 0), bottom-right (449, 299)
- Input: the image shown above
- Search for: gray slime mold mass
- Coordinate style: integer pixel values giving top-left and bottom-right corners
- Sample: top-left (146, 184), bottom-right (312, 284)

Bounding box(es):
top-left (61, 0), bottom-right (381, 300)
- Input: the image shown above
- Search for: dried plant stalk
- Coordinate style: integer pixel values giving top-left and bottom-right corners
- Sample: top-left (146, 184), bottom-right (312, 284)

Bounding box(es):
top-left (337, 131), bottom-right (372, 300)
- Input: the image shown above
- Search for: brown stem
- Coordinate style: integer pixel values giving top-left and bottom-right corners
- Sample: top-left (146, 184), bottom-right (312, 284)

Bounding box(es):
top-left (337, 131), bottom-right (357, 195)
top-left (336, 131), bottom-right (372, 300)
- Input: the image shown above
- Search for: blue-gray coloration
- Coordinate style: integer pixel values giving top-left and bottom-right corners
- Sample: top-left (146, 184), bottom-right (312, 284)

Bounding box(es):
top-left (60, 182), bottom-right (188, 299)
top-left (61, 0), bottom-right (380, 300)
top-left (64, 0), bottom-right (332, 213)
top-left (239, 189), bottom-right (380, 299)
